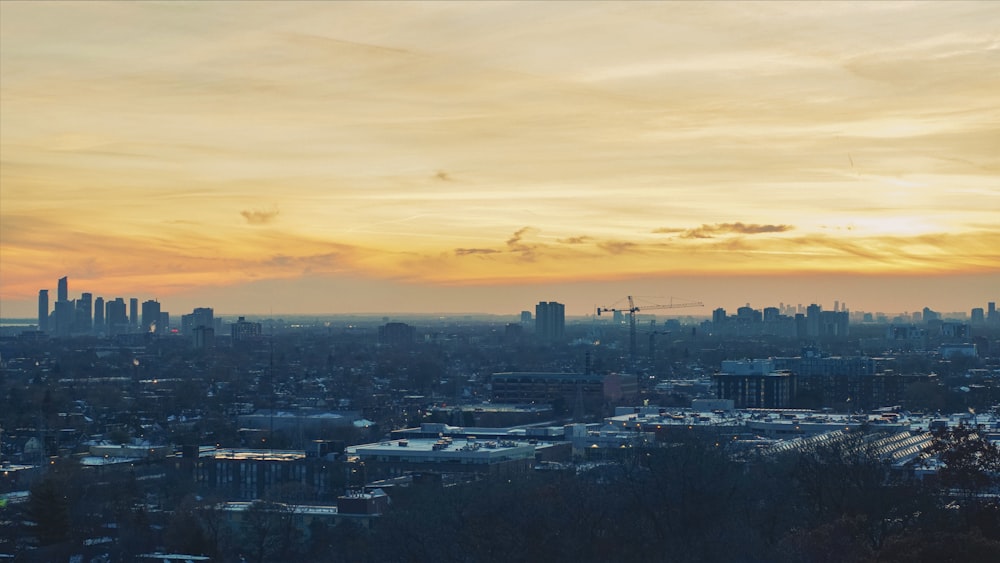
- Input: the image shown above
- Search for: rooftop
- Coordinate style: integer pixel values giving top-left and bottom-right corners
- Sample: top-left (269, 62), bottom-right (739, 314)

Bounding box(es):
top-left (347, 437), bottom-right (536, 462)
top-left (203, 448), bottom-right (307, 461)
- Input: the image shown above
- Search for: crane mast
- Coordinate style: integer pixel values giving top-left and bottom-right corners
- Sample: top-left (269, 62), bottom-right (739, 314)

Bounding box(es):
top-left (596, 296), bottom-right (703, 372)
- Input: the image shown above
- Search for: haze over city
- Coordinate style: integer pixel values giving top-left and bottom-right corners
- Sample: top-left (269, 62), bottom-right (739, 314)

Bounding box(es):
top-left (2, 1), bottom-right (998, 318)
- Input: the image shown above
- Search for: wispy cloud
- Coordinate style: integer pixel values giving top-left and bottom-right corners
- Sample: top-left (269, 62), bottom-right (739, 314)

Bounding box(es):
top-left (505, 227), bottom-right (540, 261)
top-left (455, 248), bottom-right (500, 256)
top-left (241, 207), bottom-right (280, 225)
top-left (597, 241), bottom-right (641, 255)
top-left (2, 1), bottom-right (998, 314)
top-left (655, 223), bottom-right (794, 239)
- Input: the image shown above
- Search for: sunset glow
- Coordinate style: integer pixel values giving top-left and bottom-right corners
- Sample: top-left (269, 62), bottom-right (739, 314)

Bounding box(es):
top-left (2, 1), bottom-right (998, 316)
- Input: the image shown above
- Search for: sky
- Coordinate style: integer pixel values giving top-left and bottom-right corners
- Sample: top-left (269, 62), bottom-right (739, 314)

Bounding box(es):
top-left (1, 1), bottom-right (998, 318)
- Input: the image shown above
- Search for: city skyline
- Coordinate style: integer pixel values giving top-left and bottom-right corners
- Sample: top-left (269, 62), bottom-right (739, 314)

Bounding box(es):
top-left (2, 2), bottom-right (998, 318)
top-left (14, 274), bottom-right (999, 325)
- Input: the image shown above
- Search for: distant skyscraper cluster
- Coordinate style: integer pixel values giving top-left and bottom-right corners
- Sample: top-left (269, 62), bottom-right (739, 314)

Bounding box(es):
top-left (712, 302), bottom-right (849, 339)
top-left (708, 299), bottom-right (1000, 343)
top-left (970, 302), bottom-right (998, 325)
top-left (35, 275), bottom-right (217, 340)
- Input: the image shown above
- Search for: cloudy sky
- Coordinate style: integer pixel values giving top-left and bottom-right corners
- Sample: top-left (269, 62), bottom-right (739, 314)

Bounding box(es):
top-left (2, 1), bottom-right (998, 317)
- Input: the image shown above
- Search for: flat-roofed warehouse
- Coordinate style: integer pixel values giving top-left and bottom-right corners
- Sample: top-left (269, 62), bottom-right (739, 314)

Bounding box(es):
top-left (346, 437), bottom-right (537, 479)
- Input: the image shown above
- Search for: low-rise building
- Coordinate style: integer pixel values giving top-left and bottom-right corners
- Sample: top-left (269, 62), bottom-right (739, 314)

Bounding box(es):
top-left (713, 369), bottom-right (796, 409)
top-left (175, 447), bottom-right (338, 500)
top-left (346, 437), bottom-right (536, 479)
top-left (490, 371), bottom-right (638, 416)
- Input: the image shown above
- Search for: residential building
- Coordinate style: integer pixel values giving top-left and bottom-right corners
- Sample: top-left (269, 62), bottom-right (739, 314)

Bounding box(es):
top-left (535, 301), bottom-right (565, 342)
top-left (713, 360), bottom-right (796, 409)
top-left (37, 289), bottom-right (48, 333)
top-left (141, 300), bottom-right (161, 333)
top-left (490, 371), bottom-right (636, 416)
top-left (231, 316), bottom-right (262, 341)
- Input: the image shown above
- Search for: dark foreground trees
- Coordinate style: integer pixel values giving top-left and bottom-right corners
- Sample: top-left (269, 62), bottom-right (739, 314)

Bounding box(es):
top-left (16, 427), bottom-right (1000, 562)
top-left (358, 432), bottom-right (1000, 563)
top-left (160, 428), bottom-right (999, 562)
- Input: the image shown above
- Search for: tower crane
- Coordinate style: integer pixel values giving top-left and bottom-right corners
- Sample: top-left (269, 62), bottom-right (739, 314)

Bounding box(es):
top-left (596, 296), bottom-right (702, 371)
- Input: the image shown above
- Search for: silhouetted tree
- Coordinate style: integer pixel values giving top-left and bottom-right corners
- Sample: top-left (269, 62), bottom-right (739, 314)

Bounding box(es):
top-left (164, 496), bottom-right (214, 556)
top-left (24, 475), bottom-right (70, 546)
top-left (924, 424), bottom-right (1000, 538)
top-left (240, 500), bottom-right (302, 563)
top-left (926, 424), bottom-right (1000, 494)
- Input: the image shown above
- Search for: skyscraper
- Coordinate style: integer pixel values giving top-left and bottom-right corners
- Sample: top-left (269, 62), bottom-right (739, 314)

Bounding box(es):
top-left (535, 301), bottom-right (565, 342)
top-left (54, 300), bottom-right (74, 338)
top-left (130, 298), bottom-right (139, 330)
top-left (53, 275), bottom-right (73, 337)
top-left (74, 292), bottom-right (93, 334)
top-left (141, 300), bottom-right (161, 333)
top-left (38, 289), bottom-right (49, 332)
top-left (57, 276), bottom-right (68, 302)
top-left (106, 298), bottom-right (128, 335)
top-left (806, 304), bottom-right (822, 338)
top-left (971, 307), bottom-right (984, 324)
top-left (94, 296), bottom-right (105, 332)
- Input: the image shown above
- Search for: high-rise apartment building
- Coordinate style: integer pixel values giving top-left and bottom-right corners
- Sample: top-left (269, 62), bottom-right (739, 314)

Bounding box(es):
top-left (57, 276), bottom-right (68, 302)
top-left (535, 301), bottom-right (565, 342)
top-left (74, 292), bottom-right (93, 334)
top-left (819, 310), bottom-right (849, 338)
top-left (93, 296), bottom-right (105, 332)
top-left (712, 308), bottom-right (727, 325)
top-left (713, 360), bottom-right (796, 409)
top-left (54, 300), bottom-right (74, 338)
top-left (181, 307), bottom-right (215, 336)
top-left (130, 298), bottom-right (139, 330)
top-left (193, 326), bottom-right (215, 349)
top-left (38, 289), bottom-right (49, 332)
top-left (378, 322), bottom-right (415, 346)
top-left (52, 275), bottom-right (73, 337)
top-left (231, 316), bottom-right (262, 341)
top-left (106, 298), bottom-right (128, 335)
top-left (736, 305), bottom-right (761, 324)
top-left (806, 304), bottom-right (822, 338)
top-left (141, 300), bottom-right (161, 333)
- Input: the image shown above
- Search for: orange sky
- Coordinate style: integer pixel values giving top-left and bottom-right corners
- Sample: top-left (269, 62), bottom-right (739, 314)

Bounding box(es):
top-left (1, 1), bottom-right (998, 318)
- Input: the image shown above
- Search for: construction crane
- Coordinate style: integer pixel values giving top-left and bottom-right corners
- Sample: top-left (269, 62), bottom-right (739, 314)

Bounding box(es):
top-left (596, 296), bottom-right (702, 371)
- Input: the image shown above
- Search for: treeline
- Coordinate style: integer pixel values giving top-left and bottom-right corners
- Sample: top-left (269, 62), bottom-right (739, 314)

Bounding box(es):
top-left (362, 431), bottom-right (1000, 563)
top-left (10, 428), bottom-right (1000, 562)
